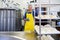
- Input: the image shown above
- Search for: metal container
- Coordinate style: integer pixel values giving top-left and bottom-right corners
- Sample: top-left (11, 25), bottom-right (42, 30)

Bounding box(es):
top-left (0, 8), bottom-right (21, 31)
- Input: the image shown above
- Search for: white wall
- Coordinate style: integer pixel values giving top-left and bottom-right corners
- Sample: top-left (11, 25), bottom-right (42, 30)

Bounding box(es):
top-left (0, 0), bottom-right (35, 16)
top-left (0, 0), bottom-right (32, 9)
top-left (50, 0), bottom-right (60, 4)
top-left (38, 0), bottom-right (60, 15)
top-left (38, 0), bottom-right (60, 4)
top-left (40, 0), bottom-right (49, 4)
top-left (0, 0), bottom-right (60, 15)
top-left (49, 6), bottom-right (60, 15)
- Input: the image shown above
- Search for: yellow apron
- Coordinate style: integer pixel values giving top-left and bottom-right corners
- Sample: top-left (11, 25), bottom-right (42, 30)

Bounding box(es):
top-left (24, 12), bottom-right (34, 32)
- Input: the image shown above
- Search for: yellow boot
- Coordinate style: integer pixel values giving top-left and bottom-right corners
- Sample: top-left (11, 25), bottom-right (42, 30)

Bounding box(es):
top-left (24, 12), bottom-right (34, 33)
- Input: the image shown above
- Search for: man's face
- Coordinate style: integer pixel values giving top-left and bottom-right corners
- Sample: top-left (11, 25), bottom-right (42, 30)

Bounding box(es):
top-left (28, 5), bottom-right (32, 10)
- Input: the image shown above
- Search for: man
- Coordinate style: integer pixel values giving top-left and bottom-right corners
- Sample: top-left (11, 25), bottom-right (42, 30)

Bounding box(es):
top-left (23, 5), bottom-right (34, 19)
top-left (23, 4), bottom-right (39, 19)
top-left (24, 5), bottom-right (34, 33)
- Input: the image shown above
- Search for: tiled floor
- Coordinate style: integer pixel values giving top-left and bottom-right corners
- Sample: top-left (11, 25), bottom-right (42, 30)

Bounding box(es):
top-left (0, 32), bottom-right (38, 40)
top-left (0, 35), bottom-right (20, 40)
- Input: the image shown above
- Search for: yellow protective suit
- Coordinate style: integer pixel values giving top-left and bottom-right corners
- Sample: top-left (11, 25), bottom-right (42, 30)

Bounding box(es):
top-left (24, 12), bottom-right (34, 33)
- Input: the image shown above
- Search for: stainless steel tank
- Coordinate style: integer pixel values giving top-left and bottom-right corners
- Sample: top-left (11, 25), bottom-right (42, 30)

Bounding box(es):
top-left (0, 8), bottom-right (22, 31)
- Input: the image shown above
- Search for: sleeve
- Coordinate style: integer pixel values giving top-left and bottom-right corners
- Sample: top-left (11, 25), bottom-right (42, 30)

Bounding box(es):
top-left (32, 10), bottom-right (34, 17)
top-left (23, 12), bottom-right (26, 19)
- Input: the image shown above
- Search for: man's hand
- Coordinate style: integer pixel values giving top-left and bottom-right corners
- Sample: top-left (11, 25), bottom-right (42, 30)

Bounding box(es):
top-left (24, 18), bottom-right (29, 21)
